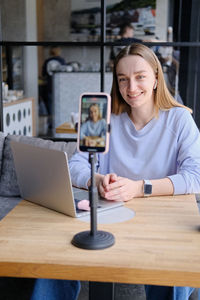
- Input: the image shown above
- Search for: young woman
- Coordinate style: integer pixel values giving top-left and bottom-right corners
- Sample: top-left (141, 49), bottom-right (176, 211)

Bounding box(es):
top-left (80, 103), bottom-right (106, 147)
top-left (69, 43), bottom-right (200, 300)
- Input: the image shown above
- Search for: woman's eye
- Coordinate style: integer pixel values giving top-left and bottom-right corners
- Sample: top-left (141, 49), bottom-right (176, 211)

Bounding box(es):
top-left (119, 78), bottom-right (127, 82)
top-left (137, 75), bottom-right (145, 80)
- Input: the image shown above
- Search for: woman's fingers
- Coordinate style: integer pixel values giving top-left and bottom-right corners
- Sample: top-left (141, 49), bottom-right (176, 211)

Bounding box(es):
top-left (97, 174), bottom-right (134, 201)
top-left (103, 173), bottom-right (117, 190)
top-left (104, 177), bottom-right (135, 202)
top-left (105, 177), bottom-right (124, 191)
top-left (104, 190), bottom-right (130, 202)
top-left (110, 173), bottom-right (118, 183)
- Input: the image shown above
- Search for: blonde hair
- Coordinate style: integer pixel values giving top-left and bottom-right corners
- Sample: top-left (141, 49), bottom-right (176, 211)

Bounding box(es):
top-left (111, 43), bottom-right (192, 115)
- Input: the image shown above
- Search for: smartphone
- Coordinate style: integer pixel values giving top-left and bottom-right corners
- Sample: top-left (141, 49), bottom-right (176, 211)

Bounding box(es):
top-left (77, 92), bottom-right (111, 153)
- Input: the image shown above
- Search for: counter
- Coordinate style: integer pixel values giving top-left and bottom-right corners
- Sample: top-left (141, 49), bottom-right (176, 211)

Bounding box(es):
top-left (3, 97), bottom-right (36, 136)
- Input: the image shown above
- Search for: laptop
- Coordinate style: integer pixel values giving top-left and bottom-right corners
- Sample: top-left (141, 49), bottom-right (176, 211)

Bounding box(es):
top-left (10, 141), bottom-right (123, 218)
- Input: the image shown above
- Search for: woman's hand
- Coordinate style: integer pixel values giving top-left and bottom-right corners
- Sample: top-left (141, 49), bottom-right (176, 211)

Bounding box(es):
top-left (92, 174), bottom-right (174, 201)
top-left (104, 176), bottom-right (143, 201)
top-left (98, 173), bottom-right (118, 198)
top-left (96, 174), bottom-right (143, 202)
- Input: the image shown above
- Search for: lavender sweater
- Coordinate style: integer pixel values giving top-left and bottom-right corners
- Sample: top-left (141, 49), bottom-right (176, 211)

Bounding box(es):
top-left (69, 107), bottom-right (200, 195)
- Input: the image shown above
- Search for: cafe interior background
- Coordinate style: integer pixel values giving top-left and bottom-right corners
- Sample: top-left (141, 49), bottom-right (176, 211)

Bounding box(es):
top-left (0, 0), bottom-right (199, 140)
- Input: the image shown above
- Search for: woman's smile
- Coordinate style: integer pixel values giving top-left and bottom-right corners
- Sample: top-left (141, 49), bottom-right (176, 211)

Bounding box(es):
top-left (127, 91), bottom-right (143, 100)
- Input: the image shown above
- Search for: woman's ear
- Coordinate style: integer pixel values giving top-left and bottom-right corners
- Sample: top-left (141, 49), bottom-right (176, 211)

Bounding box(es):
top-left (153, 79), bottom-right (158, 90)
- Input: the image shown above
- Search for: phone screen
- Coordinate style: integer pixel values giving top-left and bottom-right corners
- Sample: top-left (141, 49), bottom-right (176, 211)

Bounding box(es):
top-left (78, 93), bottom-right (111, 153)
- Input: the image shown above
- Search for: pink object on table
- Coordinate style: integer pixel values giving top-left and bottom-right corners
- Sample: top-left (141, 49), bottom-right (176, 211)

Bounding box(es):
top-left (77, 200), bottom-right (90, 211)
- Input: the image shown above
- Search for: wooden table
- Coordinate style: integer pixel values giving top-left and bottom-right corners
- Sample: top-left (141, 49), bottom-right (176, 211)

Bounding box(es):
top-left (56, 122), bottom-right (76, 134)
top-left (0, 195), bottom-right (200, 297)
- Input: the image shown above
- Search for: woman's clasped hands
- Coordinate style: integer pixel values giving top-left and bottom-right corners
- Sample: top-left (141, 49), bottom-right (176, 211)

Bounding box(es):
top-left (97, 173), bottom-right (143, 202)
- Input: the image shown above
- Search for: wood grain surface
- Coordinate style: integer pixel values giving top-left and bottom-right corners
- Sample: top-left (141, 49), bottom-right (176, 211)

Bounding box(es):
top-left (0, 194), bottom-right (200, 287)
top-left (56, 122), bottom-right (76, 134)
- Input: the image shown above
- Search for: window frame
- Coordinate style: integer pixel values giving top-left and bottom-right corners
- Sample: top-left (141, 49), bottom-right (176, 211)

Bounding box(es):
top-left (0, 0), bottom-right (200, 132)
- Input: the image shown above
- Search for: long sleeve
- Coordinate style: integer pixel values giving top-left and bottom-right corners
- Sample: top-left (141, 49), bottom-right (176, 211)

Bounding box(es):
top-left (69, 109), bottom-right (200, 195)
top-left (167, 110), bottom-right (200, 194)
top-left (69, 151), bottom-right (91, 189)
top-left (80, 119), bottom-right (106, 139)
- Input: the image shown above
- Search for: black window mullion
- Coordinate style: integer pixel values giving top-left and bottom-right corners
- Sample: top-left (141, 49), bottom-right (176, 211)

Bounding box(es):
top-left (178, 0), bottom-right (182, 42)
top-left (100, 0), bottom-right (106, 92)
top-left (0, 10), bottom-right (3, 132)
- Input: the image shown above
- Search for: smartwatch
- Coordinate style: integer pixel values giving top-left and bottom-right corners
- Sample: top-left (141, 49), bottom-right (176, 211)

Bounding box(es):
top-left (143, 179), bottom-right (152, 197)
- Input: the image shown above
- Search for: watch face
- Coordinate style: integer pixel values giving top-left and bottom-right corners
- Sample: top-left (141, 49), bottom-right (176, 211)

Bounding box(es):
top-left (144, 184), bottom-right (152, 195)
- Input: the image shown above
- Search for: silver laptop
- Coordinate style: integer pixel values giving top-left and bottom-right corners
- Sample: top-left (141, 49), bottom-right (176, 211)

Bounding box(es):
top-left (10, 141), bottom-right (123, 217)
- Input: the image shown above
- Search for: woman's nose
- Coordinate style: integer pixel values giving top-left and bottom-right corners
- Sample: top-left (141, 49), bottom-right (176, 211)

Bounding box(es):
top-left (128, 78), bottom-right (137, 91)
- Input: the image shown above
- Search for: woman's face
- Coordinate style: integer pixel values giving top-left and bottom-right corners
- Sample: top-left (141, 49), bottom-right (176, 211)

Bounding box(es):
top-left (116, 55), bottom-right (156, 111)
top-left (89, 105), bottom-right (99, 122)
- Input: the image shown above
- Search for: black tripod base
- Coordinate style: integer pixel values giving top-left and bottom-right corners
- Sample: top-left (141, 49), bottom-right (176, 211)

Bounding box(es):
top-left (72, 230), bottom-right (115, 250)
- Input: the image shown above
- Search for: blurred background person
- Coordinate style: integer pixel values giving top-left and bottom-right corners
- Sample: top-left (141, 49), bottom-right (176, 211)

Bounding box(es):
top-left (41, 46), bottom-right (67, 128)
top-left (155, 27), bottom-right (183, 104)
top-left (108, 23), bottom-right (142, 70)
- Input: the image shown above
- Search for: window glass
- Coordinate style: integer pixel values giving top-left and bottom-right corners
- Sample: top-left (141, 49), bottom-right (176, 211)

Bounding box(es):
top-left (1, 0), bottom-right (101, 42)
top-left (1, 1), bottom-right (34, 41)
top-left (2, 46), bottom-right (24, 90)
top-left (1, 1), bottom-right (199, 43)
top-left (106, 0), bottom-right (157, 42)
top-left (70, 0), bottom-right (101, 42)
top-left (39, 46), bottom-right (101, 138)
top-left (1, 0), bottom-right (200, 134)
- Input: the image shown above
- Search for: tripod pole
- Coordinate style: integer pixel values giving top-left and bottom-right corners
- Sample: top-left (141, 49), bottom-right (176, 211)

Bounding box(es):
top-left (89, 152), bottom-right (97, 236)
top-left (71, 152), bottom-right (115, 250)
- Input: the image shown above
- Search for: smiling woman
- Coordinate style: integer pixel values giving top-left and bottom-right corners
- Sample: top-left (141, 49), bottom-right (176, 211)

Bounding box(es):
top-left (116, 55), bottom-right (156, 123)
top-left (111, 43), bottom-right (192, 116)
top-left (69, 43), bottom-right (200, 300)
top-left (80, 103), bottom-right (107, 146)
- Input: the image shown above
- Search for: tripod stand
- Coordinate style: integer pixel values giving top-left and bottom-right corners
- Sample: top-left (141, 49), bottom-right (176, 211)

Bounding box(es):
top-left (71, 152), bottom-right (115, 250)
